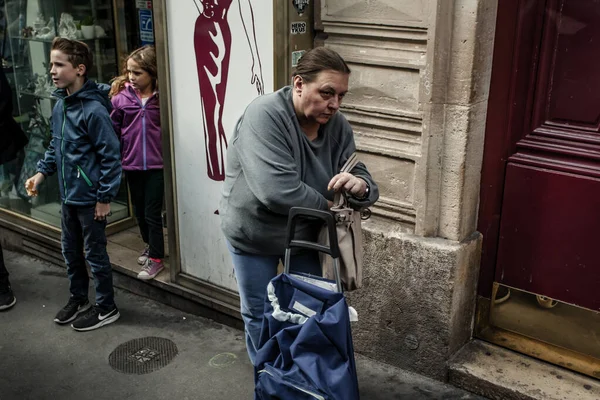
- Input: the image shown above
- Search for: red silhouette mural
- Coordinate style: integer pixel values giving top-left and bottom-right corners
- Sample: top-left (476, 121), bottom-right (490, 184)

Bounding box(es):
top-left (193, 0), bottom-right (265, 181)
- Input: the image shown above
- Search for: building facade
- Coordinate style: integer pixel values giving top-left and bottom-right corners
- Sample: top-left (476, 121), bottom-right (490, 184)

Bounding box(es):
top-left (2, 0), bottom-right (599, 392)
top-left (312, 0), bottom-right (495, 378)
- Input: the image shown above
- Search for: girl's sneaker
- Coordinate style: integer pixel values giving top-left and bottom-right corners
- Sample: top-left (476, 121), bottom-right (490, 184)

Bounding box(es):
top-left (138, 259), bottom-right (164, 280)
top-left (137, 245), bottom-right (150, 265)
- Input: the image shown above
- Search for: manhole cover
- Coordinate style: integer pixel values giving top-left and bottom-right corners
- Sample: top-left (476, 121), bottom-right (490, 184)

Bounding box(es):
top-left (109, 337), bottom-right (178, 375)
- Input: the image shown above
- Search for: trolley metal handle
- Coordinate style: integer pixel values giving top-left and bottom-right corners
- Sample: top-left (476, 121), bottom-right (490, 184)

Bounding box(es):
top-left (284, 207), bottom-right (343, 293)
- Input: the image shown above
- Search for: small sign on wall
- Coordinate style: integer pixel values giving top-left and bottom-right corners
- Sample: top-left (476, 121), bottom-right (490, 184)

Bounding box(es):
top-left (136, 0), bottom-right (152, 9)
top-left (292, 0), bottom-right (310, 16)
top-left (290, 21), bottom-right (307, 35)
top-left (291, 50), bottom-right (305, 67)
top-left (139, 9), bottom-right (154, 45)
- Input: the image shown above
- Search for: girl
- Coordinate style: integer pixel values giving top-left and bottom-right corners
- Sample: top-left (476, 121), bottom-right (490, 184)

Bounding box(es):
top-left (110, 46), bottom-right (164, 280)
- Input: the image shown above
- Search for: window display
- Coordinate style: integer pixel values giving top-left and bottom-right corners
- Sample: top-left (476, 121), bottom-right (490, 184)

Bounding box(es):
top-left (0, 0), bottom-right (129, 227)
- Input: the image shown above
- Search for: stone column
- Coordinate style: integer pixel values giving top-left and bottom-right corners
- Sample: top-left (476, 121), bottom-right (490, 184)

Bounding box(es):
top-left (318, 0), bottom-right (498, 379)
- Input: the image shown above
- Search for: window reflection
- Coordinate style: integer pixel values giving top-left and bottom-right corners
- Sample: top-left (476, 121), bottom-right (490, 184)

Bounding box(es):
top-left (0, 0), bottom-right (130, 226)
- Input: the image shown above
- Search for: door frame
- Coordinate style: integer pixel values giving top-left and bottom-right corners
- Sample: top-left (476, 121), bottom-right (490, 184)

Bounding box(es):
top-left (475, 0), bottom-right (600, 378)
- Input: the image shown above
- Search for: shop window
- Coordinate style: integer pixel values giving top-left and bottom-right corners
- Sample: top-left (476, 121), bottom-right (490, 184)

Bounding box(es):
top-left (0, 0), bottom-right (130, 227)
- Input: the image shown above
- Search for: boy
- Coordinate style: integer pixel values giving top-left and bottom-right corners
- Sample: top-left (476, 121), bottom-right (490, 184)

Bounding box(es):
top-left (25, 38), bottom-right (121, 331)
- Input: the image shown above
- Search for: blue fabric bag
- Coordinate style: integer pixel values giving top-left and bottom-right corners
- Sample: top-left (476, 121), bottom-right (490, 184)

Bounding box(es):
top-left (254, 207), bottom-right (360, 400)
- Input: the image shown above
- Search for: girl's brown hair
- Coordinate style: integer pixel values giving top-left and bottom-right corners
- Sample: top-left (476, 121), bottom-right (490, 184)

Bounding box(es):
top-left (109, 45), bottom-right (157, 97)
top-left (292, 47), bottom-right (351, 83)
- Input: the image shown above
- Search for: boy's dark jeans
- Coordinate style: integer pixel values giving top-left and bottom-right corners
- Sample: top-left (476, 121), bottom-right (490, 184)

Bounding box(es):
top-left (126, 169), bottom-right (164, 259)
top-left (0, 242), bottom-right (10, 290)
top-left (61, 203), bottom-right (115, 311)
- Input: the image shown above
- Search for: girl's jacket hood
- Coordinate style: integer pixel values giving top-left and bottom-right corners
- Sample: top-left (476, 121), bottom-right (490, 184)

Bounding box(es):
top-left (36, 79), bottom-right (122, 205)
top-left (110, 83), bottom-right (162, 171)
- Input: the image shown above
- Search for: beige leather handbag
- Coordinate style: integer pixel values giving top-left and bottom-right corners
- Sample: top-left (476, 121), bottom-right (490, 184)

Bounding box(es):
top-left (318, 153), bottom-right (367, 291)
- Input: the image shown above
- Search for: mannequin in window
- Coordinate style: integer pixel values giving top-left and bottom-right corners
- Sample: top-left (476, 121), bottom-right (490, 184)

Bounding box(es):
top-left (193, 0), bottom-right (264, 181)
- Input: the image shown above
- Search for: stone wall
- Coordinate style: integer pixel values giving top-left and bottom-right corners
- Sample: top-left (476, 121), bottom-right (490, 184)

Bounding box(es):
top-left (318, 0), bottom-right (498, 379)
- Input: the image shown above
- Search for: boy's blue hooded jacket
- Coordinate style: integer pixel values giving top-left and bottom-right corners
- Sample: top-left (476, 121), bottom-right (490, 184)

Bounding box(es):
top-left (37, 79), bottom-right (121, 205)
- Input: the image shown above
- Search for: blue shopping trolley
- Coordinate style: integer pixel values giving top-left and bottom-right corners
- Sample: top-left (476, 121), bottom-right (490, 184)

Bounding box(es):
top-left (254, 207), bottom-right (360, 400)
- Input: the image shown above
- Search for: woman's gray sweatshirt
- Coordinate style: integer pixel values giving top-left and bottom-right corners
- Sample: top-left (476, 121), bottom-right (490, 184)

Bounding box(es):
top-left (219, 86), bottom-right (378, 255)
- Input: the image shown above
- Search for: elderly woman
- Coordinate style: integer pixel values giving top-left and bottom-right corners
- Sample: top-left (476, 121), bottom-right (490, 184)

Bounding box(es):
top-left (219, 47), bottom-right (379, 364)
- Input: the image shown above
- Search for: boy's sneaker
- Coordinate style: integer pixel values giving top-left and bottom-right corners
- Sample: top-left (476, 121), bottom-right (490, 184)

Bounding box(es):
top-left (71, 305), bottom-right (120, 332)
top-left (0, 286), bottom-right (16, 311)
top-left (137, 245), bottom-right (150, 265)
top-left (137, 259), bottom-right (164, 280)
top-left (54, 297), bottom-right (91, 324)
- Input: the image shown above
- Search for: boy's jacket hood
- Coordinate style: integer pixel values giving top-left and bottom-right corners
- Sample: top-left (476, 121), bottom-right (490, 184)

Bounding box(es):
top-left (53, 79), bottom-right (113, 112)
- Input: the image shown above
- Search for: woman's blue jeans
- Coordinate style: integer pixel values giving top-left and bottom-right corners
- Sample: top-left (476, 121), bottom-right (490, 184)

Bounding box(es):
top-left (227, 241), bottom-right (321, 365)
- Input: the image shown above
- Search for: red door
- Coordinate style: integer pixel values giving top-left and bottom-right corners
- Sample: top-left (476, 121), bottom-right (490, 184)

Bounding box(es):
top-left (479, 0), bottom-right (600, 311)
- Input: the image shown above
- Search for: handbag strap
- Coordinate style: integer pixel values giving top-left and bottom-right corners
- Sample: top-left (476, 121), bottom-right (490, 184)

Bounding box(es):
top-left (340, 153), bottom-right (359, 174)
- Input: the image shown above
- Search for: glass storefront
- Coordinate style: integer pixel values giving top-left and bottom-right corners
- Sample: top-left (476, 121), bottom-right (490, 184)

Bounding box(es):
top-left (0, 0), bottom-right (153, 227)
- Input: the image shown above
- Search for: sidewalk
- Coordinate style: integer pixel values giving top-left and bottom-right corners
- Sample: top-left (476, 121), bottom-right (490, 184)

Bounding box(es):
top-left (0, 250), bottom-right (486, 400)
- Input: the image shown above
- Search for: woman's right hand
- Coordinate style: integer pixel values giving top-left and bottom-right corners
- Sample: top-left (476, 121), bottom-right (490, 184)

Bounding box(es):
top-left (328, 173), bottom-right (368, 198)
top-left (25, 173), bottom-right (45, 197)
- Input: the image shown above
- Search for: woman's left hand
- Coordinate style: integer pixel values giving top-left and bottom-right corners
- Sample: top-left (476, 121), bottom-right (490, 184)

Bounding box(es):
top-left (328, 173), bottom-right (368, 198)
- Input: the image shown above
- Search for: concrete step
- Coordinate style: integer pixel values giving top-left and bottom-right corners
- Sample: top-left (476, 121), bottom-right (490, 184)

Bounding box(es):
top-left (448, 340), bottom-right (600, 400)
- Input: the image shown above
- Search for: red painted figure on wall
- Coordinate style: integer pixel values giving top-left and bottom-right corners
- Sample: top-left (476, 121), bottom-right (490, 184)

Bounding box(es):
top-left (193, 0), bottom-right (264, 181)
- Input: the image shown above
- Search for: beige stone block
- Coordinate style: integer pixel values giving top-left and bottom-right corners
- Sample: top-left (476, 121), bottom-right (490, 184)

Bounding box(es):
top-left (438, 101), bottom-right (487, 241)
top-left (420, 0), bottom-right (497, 105)
top-left (369, 203), bottom-right (417, 233)
top-left (351, 228), bottom-right (482, 379)
top-left (345, 63), bottom-right (421, 115)
top-left (324, 27), bottom-right (427, 70)
top-left (414, 102), bottom-right (445, 237)
top-left (321, 0), bottom-right (430, 28)
top-left (413, 100), bottom-right (488, 241)
top-left (445, 0), bottom-right (498, 105)
top-left (360, 152), bottom-right (415, 206)
top-left (345, 107), bottom-right (422, 160)
top-left (419, 0), bottom-right (454, 105)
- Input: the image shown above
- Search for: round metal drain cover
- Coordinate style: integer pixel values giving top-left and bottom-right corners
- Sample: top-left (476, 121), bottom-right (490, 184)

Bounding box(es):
top-left (109, 337), bottom-right (178, 375)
